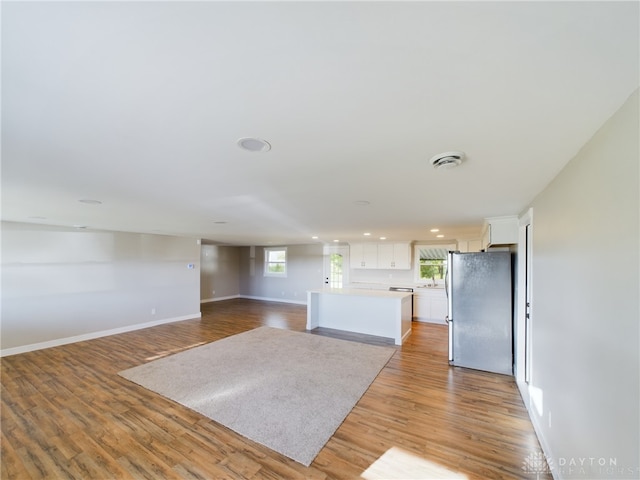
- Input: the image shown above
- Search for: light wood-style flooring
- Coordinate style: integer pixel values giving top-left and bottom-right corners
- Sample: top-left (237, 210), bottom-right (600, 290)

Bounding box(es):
top-left (1, 299), bottom-right (550, 479)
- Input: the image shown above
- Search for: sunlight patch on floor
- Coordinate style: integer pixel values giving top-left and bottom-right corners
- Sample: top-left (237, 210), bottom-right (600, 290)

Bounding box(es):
top-left (362, 447), bottom-right (468, 480)
top-left (145, 342), bottom-right (206, 361)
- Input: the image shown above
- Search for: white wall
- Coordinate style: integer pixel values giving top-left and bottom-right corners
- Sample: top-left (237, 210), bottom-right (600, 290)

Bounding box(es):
top-left (349, 267), bottom-right (415, 286)
top-left (524, 90), bottom-right (639, 478)
top-left (1, 222), bottom-right (201, 355)
top-left (200, 244), bottom-right (240, 302)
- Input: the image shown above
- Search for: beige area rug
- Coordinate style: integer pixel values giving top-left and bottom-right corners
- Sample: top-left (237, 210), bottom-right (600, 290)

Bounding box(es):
top-left (119, 326), bottom-right (395, 466)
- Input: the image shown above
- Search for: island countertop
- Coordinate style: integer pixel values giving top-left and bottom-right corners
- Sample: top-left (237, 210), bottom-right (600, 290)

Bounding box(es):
top-left (307, 287), bottom-right (413, 299)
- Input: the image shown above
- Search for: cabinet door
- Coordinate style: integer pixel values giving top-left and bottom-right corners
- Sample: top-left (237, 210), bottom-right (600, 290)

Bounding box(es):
top-left (414, 296), bottom-right (430, 320)
top-left (377, 244), bottom-right (394, 268)
top-left (483, 216), bottom-right (519, 247)
top-left (350, 243), bottom-right (378, 269)
top-left (430, 296), bottom-right (448, 323)
top-left (362, 244), bottom-right (378, 269)
top-left (392, 243), bottom-right (411, 269)
top-left (350, 244), bottom-right (364, 269)
top-left (377, 243), bottom-right (410, 269)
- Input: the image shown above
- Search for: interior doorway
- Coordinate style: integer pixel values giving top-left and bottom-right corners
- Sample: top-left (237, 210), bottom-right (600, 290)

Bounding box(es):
top-left (516, 208), bottom-right (533, 384)
top-left (323, 245), bottom-right (349, 288)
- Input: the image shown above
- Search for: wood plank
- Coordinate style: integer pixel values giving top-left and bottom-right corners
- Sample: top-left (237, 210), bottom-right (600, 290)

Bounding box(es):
top-left (0, 298), bottom-right (551, 479)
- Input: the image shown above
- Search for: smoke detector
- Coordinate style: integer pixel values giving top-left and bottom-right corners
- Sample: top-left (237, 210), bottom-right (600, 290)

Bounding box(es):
top-left (430, 151), bottom-right (465, 169)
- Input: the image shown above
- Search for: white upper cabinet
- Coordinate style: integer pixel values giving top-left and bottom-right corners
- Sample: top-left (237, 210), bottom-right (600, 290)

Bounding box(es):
top-left (349, 243), bottom-right (378, 269)
top-left (456, 239), bottom-right (482, 253)
top-left (481, 216), bottom-right (519, 249)
top-left (350, 242), bottom-right (410, 270)
top-left (377, 243), bottom-right (411, 269)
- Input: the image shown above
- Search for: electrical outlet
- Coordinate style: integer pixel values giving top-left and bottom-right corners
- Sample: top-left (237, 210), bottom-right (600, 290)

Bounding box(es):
top-left (548, 411), bottom-right (552, 428)
top-left (151, 308), bottom-right (156, 315)
top-left (212, 290), bottom-right (215, 296)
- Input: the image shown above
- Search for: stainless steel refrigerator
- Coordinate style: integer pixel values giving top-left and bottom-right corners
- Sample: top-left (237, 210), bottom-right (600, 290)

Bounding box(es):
top-left (446, 251), bottom-right (513, 375)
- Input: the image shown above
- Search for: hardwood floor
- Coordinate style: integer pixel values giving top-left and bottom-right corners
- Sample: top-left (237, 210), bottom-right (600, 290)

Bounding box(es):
top-left (1, 299), bottom-right (550, 479)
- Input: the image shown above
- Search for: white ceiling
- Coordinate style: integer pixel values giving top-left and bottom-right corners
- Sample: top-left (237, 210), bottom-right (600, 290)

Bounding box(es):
top-left (2, 1), bottom-right (638, 246)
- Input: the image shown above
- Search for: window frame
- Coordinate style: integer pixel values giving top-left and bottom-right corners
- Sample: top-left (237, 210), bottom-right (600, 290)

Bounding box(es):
top-left (413, 244), bottom-right (455, 283)
top-left (264, 247), bottom-right (287, 277)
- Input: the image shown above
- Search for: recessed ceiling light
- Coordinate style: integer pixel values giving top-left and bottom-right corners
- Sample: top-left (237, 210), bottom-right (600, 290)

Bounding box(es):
top-left (333, 239), bottom-right (340, 242)
top-left (363, 232), bottom-right (371, 236)
top-left (78, 199), bottom-right (102, 205)
top-left (311, 236), bottom-right (318, 240)
top-left (379, 237), bottom-right (387, 240)
top-left (430, 151), bottom-right (465, 169)
top-left (437, 234), bottom-right (444, 238)
top-left (237, 137), bottom-right (271, 152)
top-left (430, 228), bottom-right (440, 233)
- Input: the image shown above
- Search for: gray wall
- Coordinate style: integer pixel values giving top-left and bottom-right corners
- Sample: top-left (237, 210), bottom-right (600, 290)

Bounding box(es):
top-left (239, 244), bottom-right (324, 304)
top-left (526, 90), bottom-right (639, 477)
top-left (1, 222), bottom-right (201, 354)
top-left (200, 244), bottom-right (240, 302)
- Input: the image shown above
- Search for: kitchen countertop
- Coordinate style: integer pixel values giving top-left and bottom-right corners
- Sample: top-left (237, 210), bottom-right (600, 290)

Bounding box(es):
top-left (308, 287), bottom-right (413, 299)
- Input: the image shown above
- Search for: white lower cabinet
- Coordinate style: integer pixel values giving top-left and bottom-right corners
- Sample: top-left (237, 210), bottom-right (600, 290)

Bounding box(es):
top-left (413, 289), bottom-right (447, 324)
top-left (413, 295), bottom-right (430, 319)
top-left (430, 296), bottom-right (447, 323)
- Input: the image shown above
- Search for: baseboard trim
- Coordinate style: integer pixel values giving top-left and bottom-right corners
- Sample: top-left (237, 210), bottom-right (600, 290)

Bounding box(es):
top-left (239, 295), bottom-right (307, 306)
top-left (400, 328), bottom-right (412, 345)
top-left (516, 379), bottom-right (558, 480)
top-left (0, 312), bottom-right (202, 357)
top-left (201, 295), bottom-right (241, 303)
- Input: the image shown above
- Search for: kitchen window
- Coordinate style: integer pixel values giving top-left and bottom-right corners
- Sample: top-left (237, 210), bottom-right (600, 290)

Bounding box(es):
top-left (414, 245), bottom-right (455, 283)
top-left (264, 247), bottom-right (287, 277)
top-left (419, 258), bottom-right (447, 280)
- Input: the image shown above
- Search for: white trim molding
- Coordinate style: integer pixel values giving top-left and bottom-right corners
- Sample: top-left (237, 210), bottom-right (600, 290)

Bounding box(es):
top-left (239, 295), bottom-right (306, 306)
top-left (0, 313), bottom-right (202, 357)
top-left (201, 295), bottom-right (241, 303)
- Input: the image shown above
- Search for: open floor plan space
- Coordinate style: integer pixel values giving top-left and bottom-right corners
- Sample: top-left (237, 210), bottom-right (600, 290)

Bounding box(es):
top-left (1, 299), bottom-right (550, 479)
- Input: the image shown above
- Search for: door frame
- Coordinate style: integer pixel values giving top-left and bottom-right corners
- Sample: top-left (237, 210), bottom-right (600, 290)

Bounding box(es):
top-left (515, 208), bottom-right (533, 384)
top-left (322, 245), bottom-right (350, 288)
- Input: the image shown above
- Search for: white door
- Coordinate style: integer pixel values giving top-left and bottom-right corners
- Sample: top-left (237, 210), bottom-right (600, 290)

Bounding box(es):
top-left (515, 209), bottom-right (533, 384)
top-left (323, 245), bottom-right (349, 288)
top-left (524, 223), bottom-right (533, 383)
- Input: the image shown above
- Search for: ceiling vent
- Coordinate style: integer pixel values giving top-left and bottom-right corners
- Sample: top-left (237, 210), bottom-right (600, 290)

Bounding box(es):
top-left (237, 137), bottom-right (271, 152)
top-left (430, 151), bottom-right (465, 169)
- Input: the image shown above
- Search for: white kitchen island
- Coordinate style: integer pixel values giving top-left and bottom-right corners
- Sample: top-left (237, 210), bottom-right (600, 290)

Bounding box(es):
top-left (306, 288), bottom-right (412, 345)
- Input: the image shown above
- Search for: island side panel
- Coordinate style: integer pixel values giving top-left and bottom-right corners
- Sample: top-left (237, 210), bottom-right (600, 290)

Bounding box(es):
top-left (316, 293), bottom-right (399, 340)
top-left (400, 295), bottom-right (412, 344)
top-left (306, 291), bottom-right (320, 330)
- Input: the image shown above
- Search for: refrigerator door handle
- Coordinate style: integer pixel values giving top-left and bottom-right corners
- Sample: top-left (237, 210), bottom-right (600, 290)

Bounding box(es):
top-left (447, 316), bottom-right (453, 363)
top-left (447, 251), bottom-right (454, 363)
